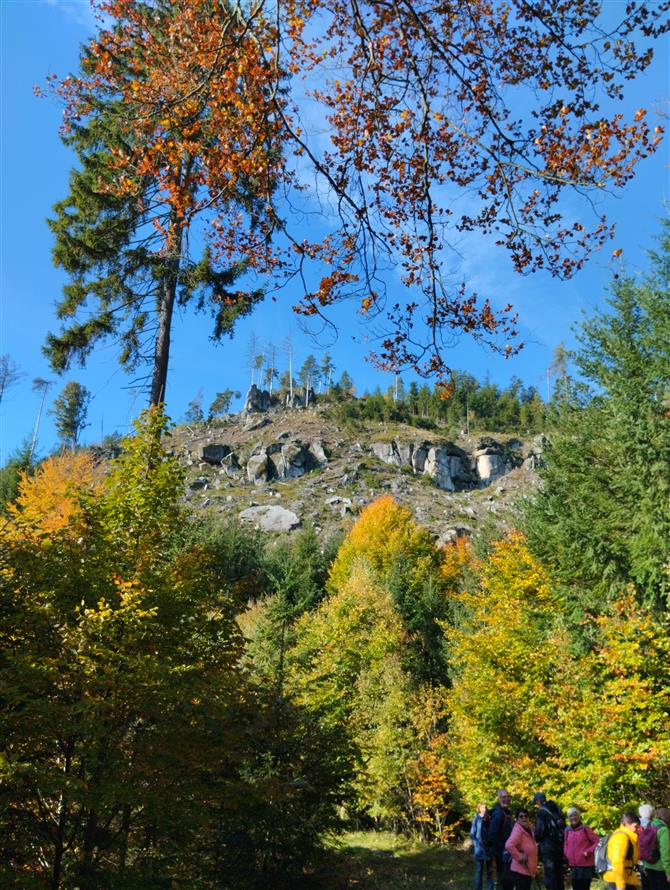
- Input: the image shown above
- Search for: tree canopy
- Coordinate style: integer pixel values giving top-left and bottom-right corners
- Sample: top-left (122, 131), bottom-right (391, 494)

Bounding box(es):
top-left (44, 0), bottom-right (667, 405)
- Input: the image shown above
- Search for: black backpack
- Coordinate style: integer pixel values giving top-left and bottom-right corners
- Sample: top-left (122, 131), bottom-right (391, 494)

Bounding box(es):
top-left (539, 805), bottom-right (566, 846)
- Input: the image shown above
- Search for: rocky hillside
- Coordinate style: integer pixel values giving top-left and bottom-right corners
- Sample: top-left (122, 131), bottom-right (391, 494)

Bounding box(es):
top-left (169, 388), bottom-right (544, 542)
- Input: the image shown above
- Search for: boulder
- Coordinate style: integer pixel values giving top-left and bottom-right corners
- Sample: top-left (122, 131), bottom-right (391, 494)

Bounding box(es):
top-left (309, 440), bottom-right (328, 464)
top-left (246, 452), bottom-right (269, 483)
top-left (437, 525), bottom-right (473, 546)
top-left (243, 384), bottom-right (273, 414)
top-left (238, 505), bottom-right (301, 532)
top-left (200, 443), bottom-right (232, 465)
top-left (189, 476), bottom-right (209, 490)
top-left (475, 451), bottom-right (509, 485)
top-left (472, 438), bottom-right (522, 485)
top-left (266, 441), bottom-right (317, 479)
top-left (243, 416), bottom-right (270, 432)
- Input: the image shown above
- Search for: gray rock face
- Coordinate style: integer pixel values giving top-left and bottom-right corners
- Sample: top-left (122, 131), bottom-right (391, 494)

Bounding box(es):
top-left (473, 439), bottom-right (520, 485)
top-left (243, 385), bottom-right (274, 414)
top-left (246, 453), bottom-right (269, 483)
top-left (424, 447), bottom-right (456, 491)
top-left (475, 451), bottom-right (509, 485)
top-left (371, 441), bottom-right (402, 466)
top-left (411, 444), bottom-right (429, 473)
top-left (238, 505), bottom-right (301, 532)
top-left (246, 439), bottom-right (324, 483)
top-left (369, 434), bottom-right (519, 489)
top-left (310, 440), bottom-right (328, 464)
top-left (200, 443), bottom-right (232, 465)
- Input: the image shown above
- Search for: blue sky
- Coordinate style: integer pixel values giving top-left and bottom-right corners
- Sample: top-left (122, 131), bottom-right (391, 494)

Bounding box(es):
top-left (1, 0), bottom-right (669, 461)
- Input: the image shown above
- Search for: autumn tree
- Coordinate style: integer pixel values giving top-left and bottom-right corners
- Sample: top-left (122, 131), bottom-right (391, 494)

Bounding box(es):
top-left (44, 1), bottom-right (282, 406)
top-left (1, 411), bottom-right (354, 887)
top-left (540, 593), bottom-right (670, 829)
top-left (51, 380), bottom-right (91, 448)
top-left (46, 0), bottom-right (667, 405)
top-left (448, 533), bottom-right (564, 805)
top-left (289, 560), bottom-right (418, 824)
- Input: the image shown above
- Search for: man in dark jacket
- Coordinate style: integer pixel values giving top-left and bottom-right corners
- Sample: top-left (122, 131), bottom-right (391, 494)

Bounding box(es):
top-left (533, 791), bottom-right (566, 890)
top-left (489, 789), bottom-right (515, 890)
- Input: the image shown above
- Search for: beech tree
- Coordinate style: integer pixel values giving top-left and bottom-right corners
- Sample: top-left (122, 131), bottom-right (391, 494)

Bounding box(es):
top-left (44, 0), bottom-right (667, 406)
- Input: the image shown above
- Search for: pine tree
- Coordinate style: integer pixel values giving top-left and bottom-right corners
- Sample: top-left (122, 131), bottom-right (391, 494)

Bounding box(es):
top-left (298, 355), bottom-right (319, 406)
top-left (208, 389), bottom-right (239, 418)
top-left (51, 381), bottom-right (91, 448)
top-left (320, 353), bottom-right (335, 392)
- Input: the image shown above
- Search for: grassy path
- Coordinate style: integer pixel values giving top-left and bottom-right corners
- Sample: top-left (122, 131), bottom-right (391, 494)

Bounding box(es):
top-left (309, 832), bottom-right (609, 889)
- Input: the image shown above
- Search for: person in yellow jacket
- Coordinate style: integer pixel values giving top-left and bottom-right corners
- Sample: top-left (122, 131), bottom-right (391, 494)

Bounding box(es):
top-left (605, 812), bottom-right (641, 890)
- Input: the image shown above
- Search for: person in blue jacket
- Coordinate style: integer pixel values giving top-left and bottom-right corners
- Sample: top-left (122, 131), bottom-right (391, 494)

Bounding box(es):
top-left (471, 802), bottom-right (495, 890)
top-left (489, 789), bottom-right (515, 890)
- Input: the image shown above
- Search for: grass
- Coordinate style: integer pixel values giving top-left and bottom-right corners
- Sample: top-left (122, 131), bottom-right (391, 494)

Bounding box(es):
top-left (305, 832), bottom-right (609, 889)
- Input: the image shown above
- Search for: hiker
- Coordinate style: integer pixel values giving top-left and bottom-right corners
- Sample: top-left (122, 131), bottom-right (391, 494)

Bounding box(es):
top-left (471, 802), bottom-right (495, 890)
top-left (643, 807), bottom-right (670, 889)
top-left (603, 811), bottom-right (640, 890)
top-left (533, 791), bottom-right (566, 890)
top-left (638, 806), bottom-right (657, 889)
top-left (505, 808), bottom-right (539, 890)
top-left (563, 806), bottom-right (599, 890)
top-left (490, 789), bottom-right (515, 890)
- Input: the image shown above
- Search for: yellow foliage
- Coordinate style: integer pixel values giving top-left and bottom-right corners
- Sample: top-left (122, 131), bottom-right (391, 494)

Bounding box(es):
top-left (7, 451), bottom-right (104, 539)
top-left (447, 533), bottom-right (563, 806)
top-left (327, 496), bottom-right (441, 593)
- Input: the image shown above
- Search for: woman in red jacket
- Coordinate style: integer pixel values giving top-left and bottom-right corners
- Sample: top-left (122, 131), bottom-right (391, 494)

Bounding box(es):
top-left (505, 808), bottom-right (539, 890)
top-left (563, 806), bottom-right (600, 890)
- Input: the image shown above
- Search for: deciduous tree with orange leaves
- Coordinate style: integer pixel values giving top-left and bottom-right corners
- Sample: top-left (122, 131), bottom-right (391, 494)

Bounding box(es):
top-left (45, 0), bottom-right (667, 402)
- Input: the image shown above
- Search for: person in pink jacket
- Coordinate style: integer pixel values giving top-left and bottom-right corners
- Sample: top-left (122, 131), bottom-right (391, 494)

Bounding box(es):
top-left (506, 809), bottom-right (539, 890)
top-left (563, 806), bottom-right (600, 890)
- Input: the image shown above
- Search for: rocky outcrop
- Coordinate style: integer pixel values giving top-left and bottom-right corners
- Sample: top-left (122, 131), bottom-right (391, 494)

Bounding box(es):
top-left (370, 436), bottom-right (519, 490)
top-left (245, 439), bottom-right (327, 483)
top-left (371, 441), bottom-right (403, 466)
top-left (243, 385), bottom-right (275, 414)
top-left (238, 505), bottom-right (301, 532)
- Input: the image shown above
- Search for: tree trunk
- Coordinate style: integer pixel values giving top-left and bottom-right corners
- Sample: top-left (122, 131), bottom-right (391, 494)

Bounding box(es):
top-left (149, 214), bottom-right (184, 407)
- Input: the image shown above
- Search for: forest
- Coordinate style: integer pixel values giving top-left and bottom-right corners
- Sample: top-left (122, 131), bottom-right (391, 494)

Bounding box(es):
top-left (2, 229), bottom-right (669, 887)
top-left (2, 0), bottom-right (669, 886)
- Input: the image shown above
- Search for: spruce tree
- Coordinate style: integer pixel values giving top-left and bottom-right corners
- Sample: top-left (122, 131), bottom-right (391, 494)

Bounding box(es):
top-left (44, 10), bottom-right (268, 407)
top-left (525, 223), bottom-right (670, 612)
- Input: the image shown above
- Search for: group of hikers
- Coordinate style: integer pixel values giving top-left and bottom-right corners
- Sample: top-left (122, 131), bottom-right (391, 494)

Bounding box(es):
top-left (470, 790), bottom-right (670, 890)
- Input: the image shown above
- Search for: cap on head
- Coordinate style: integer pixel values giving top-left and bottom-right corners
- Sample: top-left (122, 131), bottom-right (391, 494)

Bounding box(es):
top-left (533, 792), bottom-right (547, 804)
top-left (639, 804), bottom-right (654, 821)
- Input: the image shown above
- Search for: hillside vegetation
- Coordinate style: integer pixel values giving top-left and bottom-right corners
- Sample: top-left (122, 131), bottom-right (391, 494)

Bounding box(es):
top-left (2, 233), bottom-right (669, 888)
